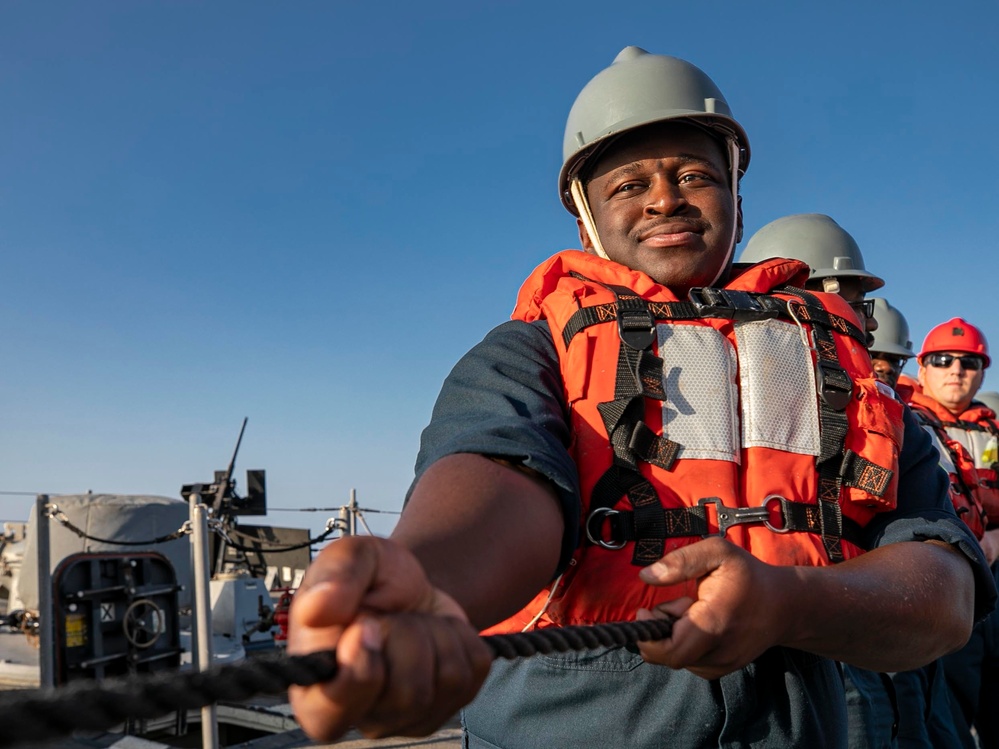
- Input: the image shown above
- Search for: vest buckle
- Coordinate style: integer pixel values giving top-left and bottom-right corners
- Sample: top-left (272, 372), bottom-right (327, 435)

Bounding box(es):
top-left (818, 361), bottom-right (853, 412)
top-left (615, 295), bottom-right (656, 350)
top-left (688, 288), bottom-right (781, 322)
top-left (698, 497), bottom-right (787, 537)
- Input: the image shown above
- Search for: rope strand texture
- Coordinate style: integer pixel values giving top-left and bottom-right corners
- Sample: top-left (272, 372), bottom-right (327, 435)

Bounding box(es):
top-left (483, 618), bottom-right (674, 659)
top-left (0, 618), bottom-right (673, 747)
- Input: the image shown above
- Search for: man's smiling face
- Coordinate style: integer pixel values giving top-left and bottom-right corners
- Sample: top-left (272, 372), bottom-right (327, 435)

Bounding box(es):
top-left (580, 121), bottom-right (740, 295)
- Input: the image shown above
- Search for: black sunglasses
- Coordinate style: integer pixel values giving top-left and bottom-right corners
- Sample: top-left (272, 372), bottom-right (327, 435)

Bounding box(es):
top-left (925, 353), bottom-right (984, 371)
top-left (848, 299), bottom-right (875, 320)
top-left (871, 354), bottom-right (907, 371)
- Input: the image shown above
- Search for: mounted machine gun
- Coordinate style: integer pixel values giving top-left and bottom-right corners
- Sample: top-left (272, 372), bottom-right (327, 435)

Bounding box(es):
top-left (180, 418), bottom-right (269, 578)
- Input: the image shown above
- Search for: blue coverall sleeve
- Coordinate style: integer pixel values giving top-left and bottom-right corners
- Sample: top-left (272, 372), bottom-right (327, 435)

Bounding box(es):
top-left (408, 319), bottom-right (581, 574)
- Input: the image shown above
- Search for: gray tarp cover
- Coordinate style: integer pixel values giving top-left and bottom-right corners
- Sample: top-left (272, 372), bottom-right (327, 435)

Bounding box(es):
top-left (16, 494), bottom-right (192, 610)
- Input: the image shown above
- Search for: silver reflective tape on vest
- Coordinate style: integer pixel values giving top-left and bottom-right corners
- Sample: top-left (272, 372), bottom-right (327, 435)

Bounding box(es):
top-left (925, 426), bottom-right (959, 474)
top-left (735, 319), bottom-right (821, 456)
top-left (945, 426), bottom-right (998, 469)
top-left (657, 324), bottom-right (739, 462)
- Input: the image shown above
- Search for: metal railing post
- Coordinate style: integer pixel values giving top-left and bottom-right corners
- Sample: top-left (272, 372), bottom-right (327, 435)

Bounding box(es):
top-left (190, 495), bottom-right (219, 749)
top-left (348, 488), bottom-right (358, 537)
top-left (36, 494), bottom-right (55, 689)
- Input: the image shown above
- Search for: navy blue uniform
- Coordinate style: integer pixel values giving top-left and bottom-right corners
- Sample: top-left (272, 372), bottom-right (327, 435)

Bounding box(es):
top-left (412, 320), bottom-right (996, 749)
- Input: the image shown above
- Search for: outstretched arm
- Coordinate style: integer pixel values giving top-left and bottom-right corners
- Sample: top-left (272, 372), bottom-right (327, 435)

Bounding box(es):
top-left (393, 453), bottom-right (565, 628)
top-left (636, 537), bottom-right (975, 680)
top-left (288, 453), bottom-right (565, 741)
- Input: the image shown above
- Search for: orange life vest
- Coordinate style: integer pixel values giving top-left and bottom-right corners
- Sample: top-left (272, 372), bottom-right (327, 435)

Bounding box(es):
top-left (895, 374), bottom-right (920, 404)
top-left (908, 391), bottom-right (999, 528)
top-left (486, 252), bottom-right (902, 632)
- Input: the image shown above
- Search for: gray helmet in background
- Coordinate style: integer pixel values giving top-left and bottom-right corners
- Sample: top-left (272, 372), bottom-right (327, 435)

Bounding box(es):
top-left (868, 298), bottom-right (915, 358)
top-left (975, 391), bottom-right (999, 414)
top-left (737, 214), bottom-right (885, 292)
top-left (559, 46), bottom-right (750, 215)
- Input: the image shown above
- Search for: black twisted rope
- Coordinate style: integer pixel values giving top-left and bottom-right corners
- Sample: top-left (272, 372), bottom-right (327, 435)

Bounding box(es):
top-left (0, 618), bottom-right (673, 747)
top-left (482, 618), bottom-right (673, 659)
top-left (224, 524), bottom-right (340, 553)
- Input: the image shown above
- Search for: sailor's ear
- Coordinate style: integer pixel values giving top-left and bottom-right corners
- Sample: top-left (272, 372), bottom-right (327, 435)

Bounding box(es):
top-left (578, 217), bottom-right (596, 255)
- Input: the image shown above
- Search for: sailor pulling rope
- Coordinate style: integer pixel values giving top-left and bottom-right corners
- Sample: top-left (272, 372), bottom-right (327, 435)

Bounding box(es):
top-left (0, 618), bottom-right (674, 747)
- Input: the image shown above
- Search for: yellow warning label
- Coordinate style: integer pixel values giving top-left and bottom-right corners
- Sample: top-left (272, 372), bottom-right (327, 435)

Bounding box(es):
top-left (982, 437), bottom-right (997, 465)
top-left (65, 613), bottom-right (86, 648)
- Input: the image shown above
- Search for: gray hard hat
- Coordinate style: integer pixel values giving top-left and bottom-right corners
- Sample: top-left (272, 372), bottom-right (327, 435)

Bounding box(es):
top-left (559, 46), bottom-right (750, 215)
top-left (738, 214), bottom-right (885, 292)
top-left (976, 391), bottom-right (999, 414)
top-left (868, 298), bottom-right (915, 359)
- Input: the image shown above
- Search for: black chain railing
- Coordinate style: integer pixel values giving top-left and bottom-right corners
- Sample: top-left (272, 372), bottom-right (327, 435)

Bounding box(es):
top-left (0, 618), bottom-right (674, 747)
top-left (45, 503), bottom-right (343, 551)
top-left (46, 505), bottom-right (192, 546)
top-left (222, 523), bottom-right (340, 553)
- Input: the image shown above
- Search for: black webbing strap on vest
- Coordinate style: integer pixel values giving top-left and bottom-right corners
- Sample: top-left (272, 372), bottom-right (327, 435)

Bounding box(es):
top-left (586, 495), bottom-right (868, 550)
top-left (561, 287), bottom-right (867, 351)
top-left (573, 275), bottom-right (680, 565)
top-left (839, 451), bottom-right (893, 497)
top-left (777, 286), bottom-right (854, 563)
top-left (953, 417), bottom-right (999, 436)
top-left (570, 276), bottom-right (867, 565)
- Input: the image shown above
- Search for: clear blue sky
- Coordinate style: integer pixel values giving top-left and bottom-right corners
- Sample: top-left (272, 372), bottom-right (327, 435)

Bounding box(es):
top-left (3, 1), bottom-right (997, 538)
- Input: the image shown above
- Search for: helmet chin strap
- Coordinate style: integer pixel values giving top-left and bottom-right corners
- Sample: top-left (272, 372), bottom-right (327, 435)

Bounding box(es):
top-left (706, 137), bottom-right (742, 288)
top-left (570, 177), bottom-right (610, 260)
